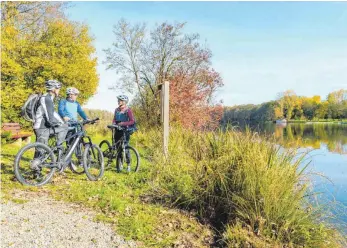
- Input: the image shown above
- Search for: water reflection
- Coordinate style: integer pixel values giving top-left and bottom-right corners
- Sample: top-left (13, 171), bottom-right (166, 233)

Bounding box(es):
top-left (235, 122), bottom-right (347, 155)
top-left (229, 121), bottom-right (347, 231)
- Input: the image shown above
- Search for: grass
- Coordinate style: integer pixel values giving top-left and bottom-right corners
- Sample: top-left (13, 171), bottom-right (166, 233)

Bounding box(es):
top-left (141, 128), bottom-right (347, 247)
top-left (0, 131), bottom-right (213, 247)
top-left (1, 127), bottom-right (346, 247)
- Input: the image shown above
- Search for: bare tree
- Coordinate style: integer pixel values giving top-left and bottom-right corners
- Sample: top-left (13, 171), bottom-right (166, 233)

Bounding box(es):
top-left (104, 19), bottom-right (221, 125)
top-left (1, 2), bottom-right (67, 35)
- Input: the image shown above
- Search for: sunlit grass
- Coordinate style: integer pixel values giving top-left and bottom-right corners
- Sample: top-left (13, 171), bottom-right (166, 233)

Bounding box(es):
top-left (1, 127), bottom-right (346, 247)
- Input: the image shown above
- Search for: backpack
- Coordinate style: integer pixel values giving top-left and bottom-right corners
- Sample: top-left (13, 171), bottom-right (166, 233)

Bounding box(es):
top-left (126, 109), bottom-right (138, 135)
top-left (21, 93), bottom-right (42, 122)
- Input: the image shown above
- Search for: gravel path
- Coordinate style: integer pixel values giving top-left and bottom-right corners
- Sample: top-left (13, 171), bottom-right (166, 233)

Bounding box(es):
top-left (0, 193), bottom-right (137, 248)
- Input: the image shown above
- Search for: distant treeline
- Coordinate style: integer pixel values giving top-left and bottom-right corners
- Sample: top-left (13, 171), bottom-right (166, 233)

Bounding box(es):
top-left (83, 109), bottom-right (113, 136)
top-left (222, 89), bottom-right (347, 123)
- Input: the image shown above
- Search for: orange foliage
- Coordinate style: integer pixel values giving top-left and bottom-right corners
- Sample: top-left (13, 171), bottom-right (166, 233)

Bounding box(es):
top-left (168, 69), bottom-right (223, 130)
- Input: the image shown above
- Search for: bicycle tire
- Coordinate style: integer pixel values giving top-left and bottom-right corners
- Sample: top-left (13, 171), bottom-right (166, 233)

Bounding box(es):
top-left (99, 140), bottom-right (113, 169)
top-left (116, 145), bottom-right (140, 173)
top-left (69, 142), bottom-right (85, 174)
top-left (83, 144), bottom-right (104, 181)
top-left (14, 142), bottom-right (56, 186)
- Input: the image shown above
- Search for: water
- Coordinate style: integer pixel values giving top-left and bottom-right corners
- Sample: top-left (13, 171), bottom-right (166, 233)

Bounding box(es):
top-left (231, 121), bottom-right (347, 229)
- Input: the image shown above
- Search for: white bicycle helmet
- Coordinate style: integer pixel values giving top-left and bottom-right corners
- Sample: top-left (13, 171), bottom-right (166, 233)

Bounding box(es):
top-left (66, 87), bottom-right (80, 95)
top-left (117, 95), bottom-right (129, 103)
top-left (45, 80), bottom-right (62, 91)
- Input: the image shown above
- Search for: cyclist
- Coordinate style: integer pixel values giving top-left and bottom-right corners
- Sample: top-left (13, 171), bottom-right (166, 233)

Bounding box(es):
top-left (33, 80), bottom-right (69, 157)
top-left (58, 87), bottom-right (89, 122)
top-left (58, 87), bottom-right (89, 163)
top-left (113, 95), bottom-right (135, 172)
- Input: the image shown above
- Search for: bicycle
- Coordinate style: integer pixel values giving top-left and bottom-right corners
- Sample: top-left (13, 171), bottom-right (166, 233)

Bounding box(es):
top-left (64, 120), bottom-right (91, 175)
top-left (14, 118), bottom-right (104, 186)
top-left (99, 124), bottom-right (139, 173)
top-left (47, 121), bottom-right (86, 175)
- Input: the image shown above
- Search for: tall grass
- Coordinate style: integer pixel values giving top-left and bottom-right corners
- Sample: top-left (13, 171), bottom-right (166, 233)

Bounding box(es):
top-left (137, 127), bottom-right (345, 247)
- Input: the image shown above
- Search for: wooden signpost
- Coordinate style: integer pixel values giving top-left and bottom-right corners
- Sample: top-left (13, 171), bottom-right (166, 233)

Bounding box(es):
top-left (160, 81), bottom-right (170, 156)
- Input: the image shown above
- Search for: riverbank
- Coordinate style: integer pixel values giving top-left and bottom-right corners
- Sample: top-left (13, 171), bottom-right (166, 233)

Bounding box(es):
top-left (285, 119), bottom-right (347, 124)
top-left (1, 128), bottom-right (346, 247)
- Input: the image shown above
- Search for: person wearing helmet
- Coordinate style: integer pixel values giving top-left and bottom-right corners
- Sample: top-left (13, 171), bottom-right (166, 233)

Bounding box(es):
top-left (58, 87), bottom-right (88, 122)
top-left (113, 94), bottom-right (135, 172)
top-left (58, 87), bottom-right (89, 163)
top-left (34, 80), bottom-right (69, 149)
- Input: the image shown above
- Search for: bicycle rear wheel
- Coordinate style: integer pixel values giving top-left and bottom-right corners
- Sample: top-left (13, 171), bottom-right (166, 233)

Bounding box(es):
top-left (14, 142), bottom-right (56, 186)
top-left (83, 144), bottom-right (104, 181)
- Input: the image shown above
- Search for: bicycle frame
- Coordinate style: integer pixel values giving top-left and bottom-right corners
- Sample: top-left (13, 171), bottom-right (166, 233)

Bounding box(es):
top-left (104, 127), bottom-right (128, 164)
top-left (42, 120), bottom-right (96, 169)
top-left (110, 127), bottom-right (127, 149)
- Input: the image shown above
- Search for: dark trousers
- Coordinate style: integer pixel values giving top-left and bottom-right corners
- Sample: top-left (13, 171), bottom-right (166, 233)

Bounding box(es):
top-left (34, 124), bottom-right (69, 158)
top-left (113, 130), bottom-right (130, 163)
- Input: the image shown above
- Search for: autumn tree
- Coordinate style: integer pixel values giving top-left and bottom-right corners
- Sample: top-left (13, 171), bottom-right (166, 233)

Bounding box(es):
top-left (302, 96), bottom-right (321, 120)
top-left (169, 69), bottom-right (223, 129)
top-left (277, 90), bottom-right (299, 119)
top-left (222, 89), bottom-right (347, 124)
top-left (104, 19), bottom-right (223, 129)
top-left (1, 2), bottom-right (98, 127)
top-left (326, 89), bottom-right (347, 119)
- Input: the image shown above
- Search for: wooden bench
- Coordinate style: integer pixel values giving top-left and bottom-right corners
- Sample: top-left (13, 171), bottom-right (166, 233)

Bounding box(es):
top-left (2, 123), bottom-right (32, 145)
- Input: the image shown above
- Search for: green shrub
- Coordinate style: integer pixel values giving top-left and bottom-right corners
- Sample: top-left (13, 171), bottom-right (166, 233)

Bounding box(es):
top-left (1, 131), bottom-right (12, 144)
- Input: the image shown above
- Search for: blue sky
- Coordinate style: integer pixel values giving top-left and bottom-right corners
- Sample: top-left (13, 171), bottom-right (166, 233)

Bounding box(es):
top-left (66, 1), bottom-right (347, 112)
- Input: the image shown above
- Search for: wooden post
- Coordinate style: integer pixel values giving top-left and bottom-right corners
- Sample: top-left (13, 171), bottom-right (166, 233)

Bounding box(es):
top-left (162, 81), bottom-right (169, 156)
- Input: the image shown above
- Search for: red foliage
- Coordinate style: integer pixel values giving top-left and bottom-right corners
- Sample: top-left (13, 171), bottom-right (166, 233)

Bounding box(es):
top-left (168, 68), bottom-right (224, 130)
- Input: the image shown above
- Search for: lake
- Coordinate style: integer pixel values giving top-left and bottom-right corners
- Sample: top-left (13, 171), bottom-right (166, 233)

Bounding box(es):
top-left (231, 121), bottom-right (347, 231)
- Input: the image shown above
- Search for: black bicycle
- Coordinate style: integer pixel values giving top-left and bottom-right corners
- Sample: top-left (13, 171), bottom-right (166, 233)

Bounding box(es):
top-left (99, 124), bottom-right (139, 173)
top-left (14, 118), bottom-right (104, 186)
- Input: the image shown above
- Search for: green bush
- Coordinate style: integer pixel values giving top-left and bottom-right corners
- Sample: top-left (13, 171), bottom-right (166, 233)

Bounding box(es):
top-left (1, 131), bottom-right (12, 144)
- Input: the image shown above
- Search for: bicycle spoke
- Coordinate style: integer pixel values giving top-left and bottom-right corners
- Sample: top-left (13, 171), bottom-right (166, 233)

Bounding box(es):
top-left (14, 143), bottom-right (56, 186)
top-left (83, 144), bottom-right (104, 181)
top-left (99, 140), bottom-right (113, 169)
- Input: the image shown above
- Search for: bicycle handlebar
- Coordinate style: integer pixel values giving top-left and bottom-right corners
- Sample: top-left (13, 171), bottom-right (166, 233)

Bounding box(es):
top-left (107, 124), bottom-right (126, 131)
top-left (68, 117), bottom-right (100, 127)
top-left (83, 118), bottom-right (99, 125)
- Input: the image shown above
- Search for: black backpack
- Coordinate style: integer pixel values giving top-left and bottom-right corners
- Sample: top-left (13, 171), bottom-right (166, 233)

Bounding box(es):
top-left (21, 93), bottom-right (42, 122)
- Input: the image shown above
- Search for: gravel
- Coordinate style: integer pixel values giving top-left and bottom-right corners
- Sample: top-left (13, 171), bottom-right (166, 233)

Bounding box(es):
top-left (0, 193), bottom-right (137, 248)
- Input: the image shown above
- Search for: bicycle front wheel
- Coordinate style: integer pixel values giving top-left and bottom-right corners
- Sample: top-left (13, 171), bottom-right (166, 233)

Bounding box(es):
top-left (83, 144), bottom-right (104, 181)
top-left (117, 146), bottom-right (140, 173)
top-left (69, 142), bottom-right (85, 174)
top-left (14, 142), bottom-right (56, 186)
